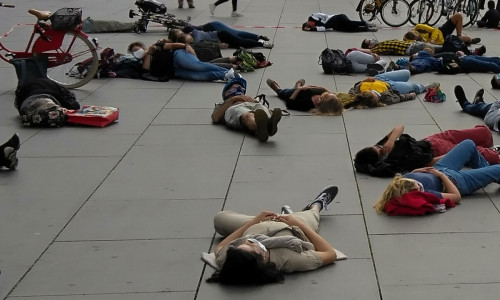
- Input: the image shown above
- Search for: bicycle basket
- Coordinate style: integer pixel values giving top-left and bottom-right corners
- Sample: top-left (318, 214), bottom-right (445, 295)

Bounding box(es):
top-left (50, 8), bottom-right (82, 30)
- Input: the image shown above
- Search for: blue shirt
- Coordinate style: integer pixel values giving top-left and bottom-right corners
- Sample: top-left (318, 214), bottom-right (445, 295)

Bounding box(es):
top-left (403, 172), bottom-right (443, 198)
top-left (191, 30), bottom-right (220, 43)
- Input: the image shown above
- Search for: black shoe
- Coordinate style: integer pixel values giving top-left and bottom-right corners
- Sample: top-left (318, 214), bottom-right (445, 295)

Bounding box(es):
top-left (471, 38), bottom-right (481, 44)
top-left (473, 88), bottom-right (484, 104)
top-left (258, 35), bottom-right (269, 41)
top-left (254, 109), bottom-right (269, 142)
top-left (454, 85), bottom-right (469, 109)
top-left (268, 108), bottom-right (281, 137)
top-left (0, 134), bottom-right (20, 170)
top-left (386, 61), bottom-right (397, 72)
top-left (366, 63), bottom-right (384, 76)
top-left (303, 185), bottom-right (338, 211)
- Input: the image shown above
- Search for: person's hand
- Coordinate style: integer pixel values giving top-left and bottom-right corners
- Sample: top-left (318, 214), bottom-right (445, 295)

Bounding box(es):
top-left (372, 53), bottom-right (380, 61)
top-left (456, 51), bottom-right (465, 57)
top-left (430, 39), bottom-right (436, 44)
top-left (251, 211), bottom-right (278, 223)
top-left (275, 214), bottom-right (303, 227)
top-left (185, 44), bottom-right (196, 55)
top-left (156, 38), bottom-right (169, 44)
top-left (412, 166), bottom-right (435, 173)
top-left (380, 143), bottom-right (394, 156)
top-left (148, 45), bottom-right (158, 54)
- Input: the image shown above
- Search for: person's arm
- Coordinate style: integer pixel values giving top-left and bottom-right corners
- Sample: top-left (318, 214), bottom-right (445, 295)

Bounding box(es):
top-left (276, 215), bottom-right (337, 265)
top-left (412, 167), bottom-right (461, 203)
top-left (214, 211), bottom-right (278, 255)
top-left (211, 95), bottom-right (256, 123)
top-left (289, 86), bottom-right (326, 100)
top-left (380, 125), bottom-right (404, 155)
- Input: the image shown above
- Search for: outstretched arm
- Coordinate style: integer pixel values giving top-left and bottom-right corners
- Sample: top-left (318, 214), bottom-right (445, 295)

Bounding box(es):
top-left (381, 125), bottom-right (404, 155)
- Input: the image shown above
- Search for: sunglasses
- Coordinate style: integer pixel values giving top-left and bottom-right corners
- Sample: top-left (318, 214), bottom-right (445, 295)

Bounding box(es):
top-left (247, 238), bottom-right (267, 253)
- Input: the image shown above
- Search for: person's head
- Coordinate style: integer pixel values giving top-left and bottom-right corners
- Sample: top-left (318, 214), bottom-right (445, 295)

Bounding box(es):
top-left (168, 29), bottom-right (185, 42)
top-left (206, 243), bottom-right (284, 285)
top-left (301, 21), bottom-right (315, 31)
top-left (361, 39), bottom-right (378, 49)
top-left (403, 30), bottom-right (421, 41)
top-left (373, 175), bottom-right (423, 213)
top-left (355, 91), bottom-right (385, 108)
top-left (127, 41), bottom-right (145, 53)
top-left (488, 0), bottom-right (495, 9)
top-left (222, 77), bottom-right (247, 100)
top-left (354, 146), bottom-right (380, 166)
top-left (310, 92), bottom-right (343, 116)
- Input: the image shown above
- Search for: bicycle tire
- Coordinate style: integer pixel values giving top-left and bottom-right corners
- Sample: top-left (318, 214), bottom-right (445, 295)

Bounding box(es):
top-left (453, 0), bottom-right (478, 27)
top-left (408, 0), bottom-right (435, 25)
top-left (381, 0), bottom-right (411, 27)
top-left (46, 31), bottom-right (98, 89)
top-left (358, 0), bottom-right (378, 23)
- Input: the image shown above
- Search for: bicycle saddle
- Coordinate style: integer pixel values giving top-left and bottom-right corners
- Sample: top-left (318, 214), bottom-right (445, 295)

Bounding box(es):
top-left (28, 9), bottom-right (52, 20)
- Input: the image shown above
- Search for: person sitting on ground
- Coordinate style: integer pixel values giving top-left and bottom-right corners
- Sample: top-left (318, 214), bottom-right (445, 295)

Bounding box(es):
top-left (354, 124), bottom-right (500, 177)
top-left (265, 79), bottom-right (344, 115)
top-left (302, 13), bottom-right (378, 32)
top-left (0, 133), bottom-right (20, 170)
top-left (360, 38), bottom-right (442, 56)
top-left (127, 41), bottom-right (239, 82)
top-left (455, 84), bottom-right (500, 132)
top-left (170, 23), bottom-right (273, 49)
top-left (344, 48), bottom-right (388, 75)
top-left (212, 77), bottom-right (282, 142)
top-left (403, 13), bottom-right (480, 45)
top-left (477, 0), bottom-right (500, 28)
top-left (207, 185), bottom-right (339, 285)
top-left (374, 140), bottom-right (500, 215)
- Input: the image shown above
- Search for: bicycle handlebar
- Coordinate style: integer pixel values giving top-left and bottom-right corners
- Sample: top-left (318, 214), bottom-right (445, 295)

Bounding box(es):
top-left (0, 2), bottom-right (15, 8)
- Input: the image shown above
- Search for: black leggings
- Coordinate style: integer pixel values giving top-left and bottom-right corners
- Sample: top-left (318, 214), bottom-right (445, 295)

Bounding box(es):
top-left (214, 0), bottom-right (238, 11)
top-left (324, 14), bottom-right (369, 32)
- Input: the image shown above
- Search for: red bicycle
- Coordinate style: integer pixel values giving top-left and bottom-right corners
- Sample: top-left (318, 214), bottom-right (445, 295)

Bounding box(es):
top-left (0, 4), bottom-right (99, 88)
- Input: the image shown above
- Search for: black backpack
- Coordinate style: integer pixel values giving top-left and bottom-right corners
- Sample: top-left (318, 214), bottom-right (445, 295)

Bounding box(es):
top-left (441, 35), bottom-right (471, 55)
top-left (318, 48), bottom-right (352, 74)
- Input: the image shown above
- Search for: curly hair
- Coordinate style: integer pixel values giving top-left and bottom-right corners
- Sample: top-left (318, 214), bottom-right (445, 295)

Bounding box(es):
top-left (207, 247), bottom-right (284, 285)
top-left (373, 174), bottom-right (417, 214)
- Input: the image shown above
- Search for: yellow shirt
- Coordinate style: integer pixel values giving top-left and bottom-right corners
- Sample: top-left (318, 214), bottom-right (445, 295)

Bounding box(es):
top-left (359, 80), bottom-right (390, 93)
top-left (414, 24), bottom-right (444, 45)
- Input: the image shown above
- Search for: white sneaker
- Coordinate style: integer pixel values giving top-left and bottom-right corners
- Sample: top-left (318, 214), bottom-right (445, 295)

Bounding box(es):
top-left (259, 39), bottom-right (274, 49)
top-left (209, 4), bottom-right (215, 15)
top-left (224, 68), bottom-right (235, 81)
top-left (231, 11), bottom-right (243, 17)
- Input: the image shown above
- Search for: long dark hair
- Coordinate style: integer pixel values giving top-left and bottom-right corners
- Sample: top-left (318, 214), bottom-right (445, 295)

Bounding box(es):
top-left (207, 247), bottom-right (284, 285)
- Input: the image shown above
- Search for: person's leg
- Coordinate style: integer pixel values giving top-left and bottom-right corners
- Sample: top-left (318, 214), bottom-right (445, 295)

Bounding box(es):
top-left (214, 0), bottom-right (229, 7)
top-left (231, 0), bottom-right (238, 11)
top-left (290, 210), bottom-right (320, 232)
top-left (375, 69), bottom-right (411, 82)
top-left (440, 13), bottom-right (463, 36)
top-left (276, 88), bottom-right (296, 101)
top-left (217, 31), bottom-right (261, 48)
top-left (206, 21), bottom-right (259, 40)
top-left (213, 211), bottom-right (254, 237)
top-left (454, 85), bottom-right (492, 116)
top-left (346, 51), bottom-right (376, 72)
top-left (435, 139), bottom-right (490, 171)
top-left (477, 20), bottom-right (487, 27)
top-left (173, 49), bottom-right (228, 80)
top-left (327, 14), bottom-right (369, 32)
top-left (460, 56), bottom-right (500, 73)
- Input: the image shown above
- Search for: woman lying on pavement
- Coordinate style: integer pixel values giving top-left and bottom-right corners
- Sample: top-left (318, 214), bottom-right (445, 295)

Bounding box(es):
top-left (207, 185), bottom-right (340, 285)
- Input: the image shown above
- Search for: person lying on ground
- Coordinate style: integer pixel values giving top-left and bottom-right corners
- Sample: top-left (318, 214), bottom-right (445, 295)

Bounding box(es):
top-left (354, 124), bottom-right (500, 177)
top-left (403, 13), bottom-right (480, 45)
top-left (182, 21), bottom-right (270, 43)
top-left (0, 133), bottom-right (20, 170)
top-left (170, 22), bottom-right (273, 49)
top-left (374, 140), bottom-right (500, 215)
top-left (360, 38), bottom-right (442, 56)
top-left (207, 185), bottom-right (339, 285)
top-left (302, 13), bottom-right (378, 32)
top-left (212, 77), bottom-right (282, 142)
top-left (345, 49), bottom-right (388, 75)
top-left (127, 41), bottom-right (239, 82)
top-left (455, 84), bottom-right (500, 132)
top-left (477, 1), bottom-right (500, 28)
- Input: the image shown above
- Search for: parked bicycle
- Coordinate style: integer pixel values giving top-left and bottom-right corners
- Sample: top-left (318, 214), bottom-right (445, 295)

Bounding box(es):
top-left (128, 0), bottom-right (191, 33)
top-left (0, 5), bottom-right (99, 88)
top-left (356, 0), bottom-right (412, 27)
top-left (408, 0), bottom-right (479, 27)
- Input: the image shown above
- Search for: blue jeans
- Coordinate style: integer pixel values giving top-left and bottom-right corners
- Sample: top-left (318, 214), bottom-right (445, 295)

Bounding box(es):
top-left (173, 50), bottom-right (228, 81)
top-left (460, 56), bottom-right (500, 73)
top-left (375, 69), bottom-right (426, 94)
top-left (204, 21), bottom-right (259, 40)
top-left (276, 88), bottom-right (296, 101)
top-left (434, 139), bottom-right (500, 195)
top-left (461, 101), bottom-right (492, 118)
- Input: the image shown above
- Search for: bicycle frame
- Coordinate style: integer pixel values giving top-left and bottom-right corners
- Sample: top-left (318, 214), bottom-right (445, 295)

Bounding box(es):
top-left (0, 21), bottom-right (97, 67)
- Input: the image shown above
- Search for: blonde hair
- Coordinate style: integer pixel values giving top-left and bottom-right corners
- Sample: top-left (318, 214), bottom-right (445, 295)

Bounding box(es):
top-left (421, 46), bottom-right (435, 56)
top-left (310, 92), bottom-right (344, 116)
top-left (373, 174), bottom-right (417, 214)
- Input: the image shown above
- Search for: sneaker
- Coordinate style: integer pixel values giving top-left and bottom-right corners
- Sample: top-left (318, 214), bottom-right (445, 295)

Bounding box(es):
top-left (224, 68), bottom-right (235, 81)
top-left (281, 205), bottom-right (293, 214)
top-left (253, 109), bottom-right (269, 142)
top-left (366, 63), bottom-right (384, 76)
top-left (295, 79), bottom-right (305, 88)
top-left (258, 35), bottom-right (269, 41)
top-left (474, 45), bottom-right (486, 56)
top-left (188, 3), bottom-right (195, 8)
top-left (386, 61), bottom-right (398, 72)
top-left (425, 82), bottom-right (440, 91)
top-left (1, 133), bottom-right (20, 151)
top-left (302, 185), bottom-right (339, 211)
top-left (259, 40), bottom-right (274, 49)
top-left (473, 88), bottom-right (484, 104)
top-left (471, 37), bottom-right (481, 44)
top-left (231, 11), bottom-right (244, 17)
top-left (266, 78), bottom-right (280, 92)
top-left (209, 3), bottom-right (215, 15)
top-left (268, 108), bottom-right (282, 136)
top-left (2, 147), bottom-right (18, 170)
top-left (454, 85), bottom-right (469, 108)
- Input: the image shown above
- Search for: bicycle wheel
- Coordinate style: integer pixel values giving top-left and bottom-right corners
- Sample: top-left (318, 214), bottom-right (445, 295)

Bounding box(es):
top-left (408, 0), bottom-right (435, 25)
top-left (381, 0), bottom-right (411, 27)
top-left (426, 0), bottom-right (445, 26)
top-left (357, 0), bottom-right (378, 23)
top-left (453, 0), bottom-right (478, 27)
top-left (46, 31), bottom-right (98, 89)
